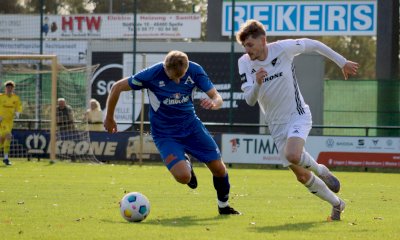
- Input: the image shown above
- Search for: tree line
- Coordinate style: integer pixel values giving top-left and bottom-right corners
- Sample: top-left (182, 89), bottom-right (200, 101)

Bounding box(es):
top-left (0, 0), bottom-right (376, 79)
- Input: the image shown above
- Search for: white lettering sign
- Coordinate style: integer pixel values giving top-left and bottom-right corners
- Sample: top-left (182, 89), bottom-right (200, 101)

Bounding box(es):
top-left (222, 1), bottom-right (376, 36)
top-left (0, 40), bottom-right (87, 65)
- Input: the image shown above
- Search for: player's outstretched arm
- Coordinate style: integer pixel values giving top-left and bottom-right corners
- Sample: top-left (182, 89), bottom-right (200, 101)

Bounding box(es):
top-left (201, 88), bottom-right (223, 110)
top-left (342, 60), bottom-right (359, 80)
top-left (104, 78), bottom-right (131, 133)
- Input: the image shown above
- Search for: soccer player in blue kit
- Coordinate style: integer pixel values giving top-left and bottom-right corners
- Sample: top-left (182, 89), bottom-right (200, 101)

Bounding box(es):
top-left (104, 50), bottom-right (240, 215)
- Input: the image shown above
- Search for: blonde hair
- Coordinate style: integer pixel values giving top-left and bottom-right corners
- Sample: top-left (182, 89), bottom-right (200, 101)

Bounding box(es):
top-left (89, 98), bottom-right (101, 111)
top-left (164, 50), bottom-right (189, 78)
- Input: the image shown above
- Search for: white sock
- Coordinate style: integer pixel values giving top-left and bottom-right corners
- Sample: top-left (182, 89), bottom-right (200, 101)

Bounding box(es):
top-left (299, 151), bottom-right (323, 175)
top-left (218, 200), bottom-right (229, 208)
top-left (305, 174), bottom-right (340, 206)
top-left (4, 154), bottom-right (8, 159)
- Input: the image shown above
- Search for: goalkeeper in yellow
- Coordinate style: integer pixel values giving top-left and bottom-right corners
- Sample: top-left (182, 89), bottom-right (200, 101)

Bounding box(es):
top-left (0, 81), bottom-right (22, 165)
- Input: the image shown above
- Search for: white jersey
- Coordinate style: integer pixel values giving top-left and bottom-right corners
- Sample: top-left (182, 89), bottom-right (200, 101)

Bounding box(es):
top-left (238, 38), bottom-right (347, 125)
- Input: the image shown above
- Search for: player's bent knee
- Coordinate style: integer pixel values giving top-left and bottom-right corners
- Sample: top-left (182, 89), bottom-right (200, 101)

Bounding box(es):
top-left (169, 160), bottom-right (192, 184)
top-left (285, 152), bottom-right (301, 164)
top-left (173, 172), bottom-right (191, 184)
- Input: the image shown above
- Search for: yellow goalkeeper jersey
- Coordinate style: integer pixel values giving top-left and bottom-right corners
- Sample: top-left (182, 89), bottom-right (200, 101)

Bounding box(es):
top-left (0, 93), bottom-right (22, 121)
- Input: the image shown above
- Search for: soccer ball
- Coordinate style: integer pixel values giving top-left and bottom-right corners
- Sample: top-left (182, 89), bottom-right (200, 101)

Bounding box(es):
top-left (119, 192), bottom-right (150, 222)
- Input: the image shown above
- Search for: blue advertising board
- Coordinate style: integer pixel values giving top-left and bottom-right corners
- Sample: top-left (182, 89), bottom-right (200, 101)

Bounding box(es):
top-left (11, 130), bottom-right (222, 163)
top-left (12, 130), bottom-right (138, 162)
top-left (222, 1), bottom-right (376, 36)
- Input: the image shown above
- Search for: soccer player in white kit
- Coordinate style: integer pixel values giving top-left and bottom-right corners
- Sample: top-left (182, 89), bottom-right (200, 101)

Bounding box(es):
top-left (236, 20), bottom-right (359, 221)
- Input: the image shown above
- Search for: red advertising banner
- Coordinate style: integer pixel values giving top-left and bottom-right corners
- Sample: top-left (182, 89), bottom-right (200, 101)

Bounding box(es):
top-left (317, 152), bottom-right (400, 168)
top-left (221, 134), bottom-right (400, 168)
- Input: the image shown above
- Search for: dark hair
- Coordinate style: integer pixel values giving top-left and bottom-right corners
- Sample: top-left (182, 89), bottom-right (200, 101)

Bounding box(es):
top-left (4, 80), bottom-right (15, 87)
top-left (236, 20), bottom-right (266, 45)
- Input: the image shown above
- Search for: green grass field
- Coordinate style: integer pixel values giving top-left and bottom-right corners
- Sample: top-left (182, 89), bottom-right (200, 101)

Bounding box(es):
top-left (1, 160), bottom-right (399, 240)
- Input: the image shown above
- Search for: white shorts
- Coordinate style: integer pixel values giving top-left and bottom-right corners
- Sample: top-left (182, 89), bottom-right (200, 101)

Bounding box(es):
top-left (268, 112), bottom-right (312, 167)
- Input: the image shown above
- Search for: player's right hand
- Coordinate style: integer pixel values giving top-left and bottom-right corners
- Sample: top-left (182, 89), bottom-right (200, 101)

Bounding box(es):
top-left (255, 68), bottom-right (268, 85)
top-left (342, 61), bottom-right (359, 80)
top-left (104, 117), bottom-right (117, 133)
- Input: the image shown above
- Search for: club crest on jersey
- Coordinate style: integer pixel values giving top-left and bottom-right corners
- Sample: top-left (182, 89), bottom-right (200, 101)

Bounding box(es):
top-left (159, 81), bottom-right (165, 87)
top-left (271, 57), bottom-right (280, 67)
top-left (184, 76), bottom-right (195, 85)
top-left (173, 93), bottom-right (181, 99)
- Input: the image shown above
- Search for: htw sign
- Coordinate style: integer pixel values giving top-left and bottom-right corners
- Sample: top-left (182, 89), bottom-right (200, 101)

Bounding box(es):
top-left (62, 16), bottom-right (102, 32)
top-left (0, 14), bottom-right (201, 39)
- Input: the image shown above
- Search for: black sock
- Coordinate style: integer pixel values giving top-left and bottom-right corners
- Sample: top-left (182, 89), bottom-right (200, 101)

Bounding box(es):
top-left (213, 174), bottom-right (230, 203)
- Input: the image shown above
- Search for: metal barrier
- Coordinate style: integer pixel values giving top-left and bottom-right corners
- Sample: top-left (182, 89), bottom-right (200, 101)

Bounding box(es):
top-left (14, 119), bottom-right (400, 137)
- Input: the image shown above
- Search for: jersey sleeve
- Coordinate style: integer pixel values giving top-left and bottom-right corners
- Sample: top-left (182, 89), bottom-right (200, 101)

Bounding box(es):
top-left (127, 70), bottom-right (149, 90)
top-left (192, 63), bottom-right (214, 93)
top-left (302, 38), bottom-right (347, 68)
top-left (238, 56), bottom-right (254, 91)
top-left (127, 75), bottom-right (144, 90)
top-left (238, 56), bottom-right (260, 106)
top-left (277, 39), bottom-right (306, 60)
top-left (127, 62), bottom-right (163, 90)
top-left (280, 38), bottom-right (347, 68)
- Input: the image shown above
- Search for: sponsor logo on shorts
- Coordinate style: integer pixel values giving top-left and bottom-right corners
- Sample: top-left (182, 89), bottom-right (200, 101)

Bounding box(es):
top-left (165, 154), bottom-right (177, 165)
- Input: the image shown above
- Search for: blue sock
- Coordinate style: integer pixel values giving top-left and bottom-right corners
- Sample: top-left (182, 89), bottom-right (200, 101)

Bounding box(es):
top-left (213, 174), bottom-right (230, 203)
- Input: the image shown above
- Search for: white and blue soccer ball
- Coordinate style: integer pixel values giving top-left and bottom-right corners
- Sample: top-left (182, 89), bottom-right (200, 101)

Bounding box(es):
top-left (119, 192), bottom-right (150, 222)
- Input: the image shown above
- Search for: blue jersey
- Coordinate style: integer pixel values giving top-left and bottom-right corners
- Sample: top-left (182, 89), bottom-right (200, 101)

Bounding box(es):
top-left (127, 61), bottom-right (214, 137)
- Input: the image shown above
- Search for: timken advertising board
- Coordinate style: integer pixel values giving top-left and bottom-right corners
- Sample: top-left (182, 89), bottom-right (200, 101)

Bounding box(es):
top-left (222, 134), bottom-right (400, 168)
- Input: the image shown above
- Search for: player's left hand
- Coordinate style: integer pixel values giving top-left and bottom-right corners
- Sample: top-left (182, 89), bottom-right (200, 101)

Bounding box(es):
top-left (342, 61), bottom-right (359, 80)
top-left (200, 98), bottom-right (216, 110)
top-left (15, 112), bottom-right (20, 119)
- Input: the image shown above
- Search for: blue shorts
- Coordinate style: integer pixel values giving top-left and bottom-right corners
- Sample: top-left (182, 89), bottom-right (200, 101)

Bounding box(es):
top-left (153, 120), bottom-right (221, 170)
